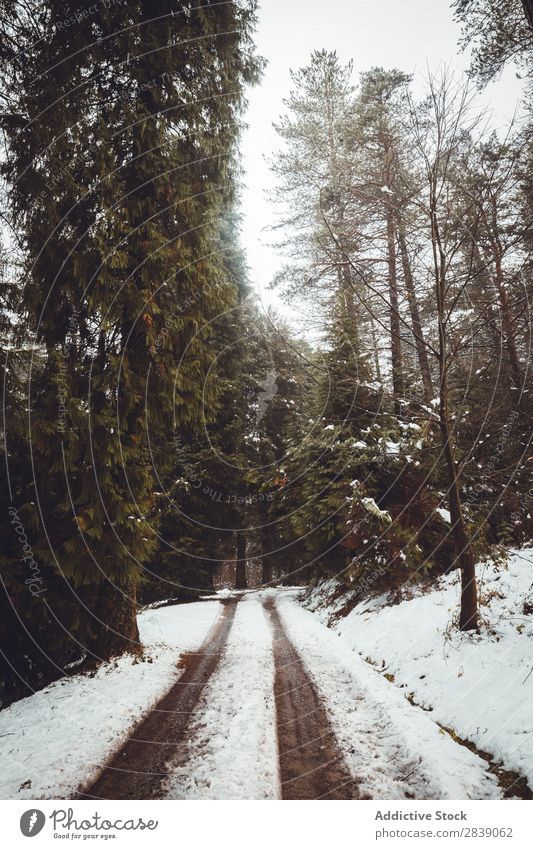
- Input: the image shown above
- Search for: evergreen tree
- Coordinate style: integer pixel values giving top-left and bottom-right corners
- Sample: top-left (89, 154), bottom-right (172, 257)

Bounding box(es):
top-left (0, 0), bottom-right (260, 680)
top-left (452, 0), bottom-right (533, 84)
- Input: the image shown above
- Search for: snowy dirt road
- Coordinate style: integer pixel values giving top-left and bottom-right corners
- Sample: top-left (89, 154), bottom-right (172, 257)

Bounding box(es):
top-left (74, 589), bottom-right (504, 801)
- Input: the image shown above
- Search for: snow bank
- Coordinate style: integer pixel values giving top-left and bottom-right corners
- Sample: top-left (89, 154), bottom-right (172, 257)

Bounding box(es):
top-left (0, 600), bottom-right (221, 800)
top-left (308, 547), bottom-right (533, 790)
top-left (164, 594), bottom-right (278, 799)
top-left (277, 593), bottom-right (499, 800)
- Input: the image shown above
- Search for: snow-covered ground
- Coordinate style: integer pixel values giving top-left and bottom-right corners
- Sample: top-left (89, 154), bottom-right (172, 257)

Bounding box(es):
top-left (276, 591), bottom-right (499, 800)
top-left (3, 552), bottom-right (530, 802)
top-left (163, 593), bottom-right (278, 799)
top-left (304, 547), bottom-right (533, 791)
top-left (0, 600), bottom-right (221, 800)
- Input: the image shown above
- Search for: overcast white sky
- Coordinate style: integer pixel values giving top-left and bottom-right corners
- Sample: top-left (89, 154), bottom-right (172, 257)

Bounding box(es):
top-left (239, 0), bottom-right (524, 330)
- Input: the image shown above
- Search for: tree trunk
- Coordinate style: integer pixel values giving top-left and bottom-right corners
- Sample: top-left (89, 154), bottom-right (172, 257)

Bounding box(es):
top-left (261, 527), bottom-right (273, 586)
top-left (439, 403), bottom-right (479, 631)
top-left (471, 244), bottom-right (505, 349)
top-left (261, 555), bottom-right (273, 586)
top-left (398, 225), bottom-right (433, 403)
top-left (432, 205), bottom-right (478, 632)
top-left (88, 574), bottom-right (141, 659)
top-left (234, 531), bottom-right (248, 589)
top-left (340, 261), bottom-right (360, 352)
top-left (521, 0), bottom-right (533, 31)
top-left (386, 209), bottom-right (404, 416)
top-left (370, 315), bottom-right (382, 381)
top-left (494, 252), bottom-right (523, 407)
top-left (486, 199), bottom-right (523, 406)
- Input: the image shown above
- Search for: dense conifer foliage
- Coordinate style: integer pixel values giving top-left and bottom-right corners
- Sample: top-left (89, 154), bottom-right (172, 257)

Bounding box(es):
top-left (0, 0), bottom-right (260, 700)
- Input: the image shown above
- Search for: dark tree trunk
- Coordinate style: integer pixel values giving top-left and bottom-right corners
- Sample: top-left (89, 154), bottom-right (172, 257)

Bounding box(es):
top-left (261, 536), bottom-right (273, 585)
top-left (261, 559), bottom-right (273, 585)
top-left (340, 264), bottom-right (360, 351)
top-left (494, 252), bottom-right (523, 407)
top-left (370, 316), bottom-right (382, 382)
top-left (432, 206), bottom-right (478, 632)
top-left (260, 523), bottom-right (273, 585)
top-left (234, 532), bottom-right (248, 590)
top-left (398, 225), bottom-right (433, 403)
top-left (486, 199), bottom-right (524, 408)
top-left (386, 210), bottom-right (404, 416)
top-left (522, 0), bottom-right (533, 31)
top-left (471, 244), bottom-right (505, 349)
top-left (439, 404), bottom-right (479, 631)
top-left (88, 574), bottom-right (141, 660)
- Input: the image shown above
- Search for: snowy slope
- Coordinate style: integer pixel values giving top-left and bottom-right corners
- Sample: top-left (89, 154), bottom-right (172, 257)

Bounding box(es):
top-left (305, 547), bottom-right (533, 790)
top-left (163, 593), bottom-right (278, 799)
top-left (0, 600), bottom-right (221, 800)
top-left (276, 591), bottom-right (499, 800)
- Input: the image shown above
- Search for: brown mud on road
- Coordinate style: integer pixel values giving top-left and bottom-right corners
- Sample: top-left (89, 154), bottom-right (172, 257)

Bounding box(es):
top-left (264, 595), bottom-right (358, 800)
top-left (78, 597), bottom-right (239, 800)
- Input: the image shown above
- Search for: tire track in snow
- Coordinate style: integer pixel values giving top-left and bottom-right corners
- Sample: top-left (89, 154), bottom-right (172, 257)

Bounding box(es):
top-left (80, 597), bottom-right (239, 800)
top-left (264, 595), bottom-right (358, 799)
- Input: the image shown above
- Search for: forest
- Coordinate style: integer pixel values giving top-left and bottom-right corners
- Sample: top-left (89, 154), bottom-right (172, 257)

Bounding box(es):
top-left (0, 0), bottom-right (532, 805)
